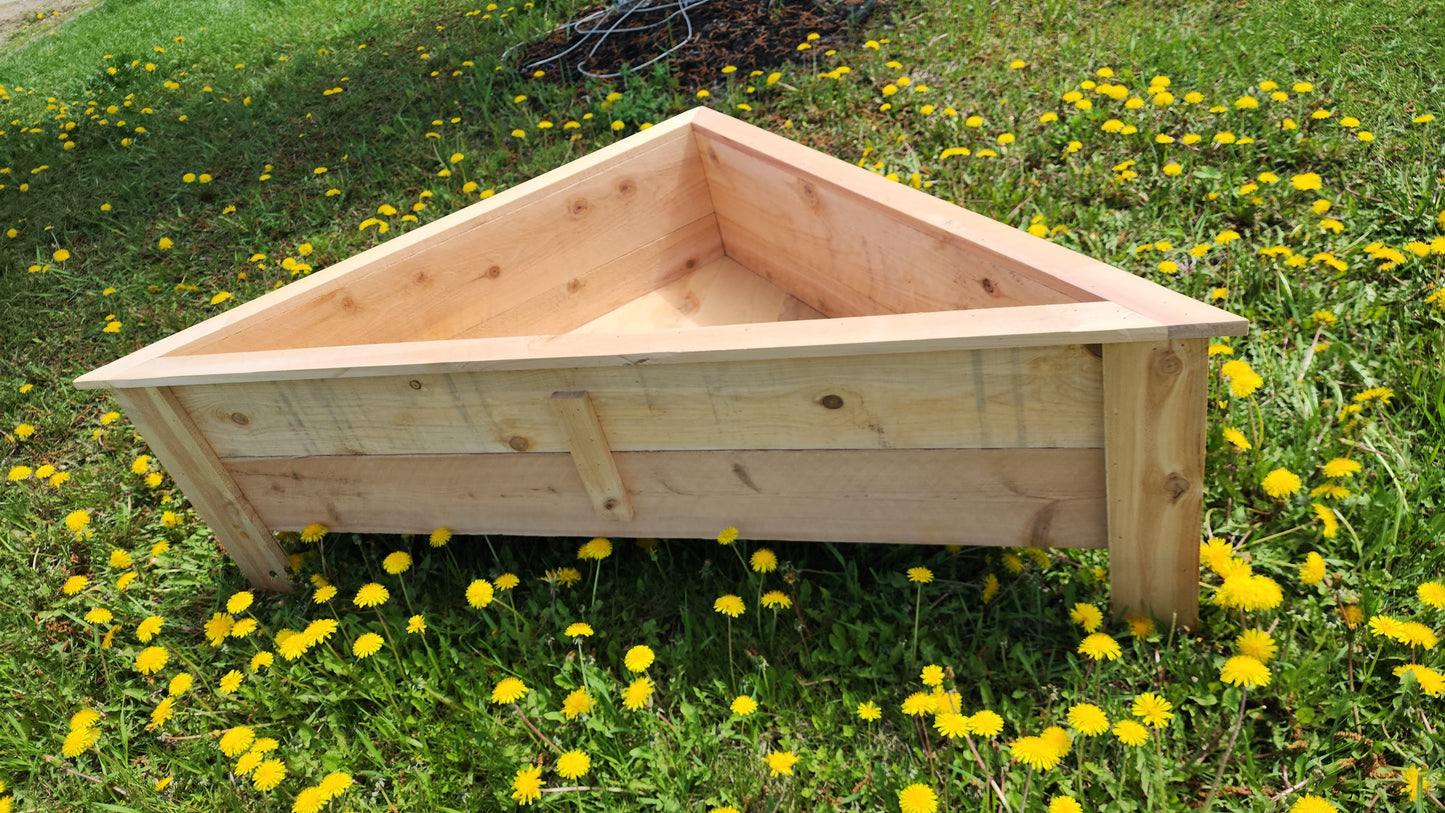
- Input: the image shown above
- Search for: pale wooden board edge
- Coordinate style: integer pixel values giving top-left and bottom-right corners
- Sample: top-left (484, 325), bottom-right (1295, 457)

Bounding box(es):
top-left (87, 302), bottom-right (1167, 387)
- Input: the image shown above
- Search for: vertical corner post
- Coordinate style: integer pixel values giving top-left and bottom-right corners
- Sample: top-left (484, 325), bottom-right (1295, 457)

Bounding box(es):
top-left (110, 387), bottom-right (292, 591)
top-left (1103, 339), bottom-right (1207, 630)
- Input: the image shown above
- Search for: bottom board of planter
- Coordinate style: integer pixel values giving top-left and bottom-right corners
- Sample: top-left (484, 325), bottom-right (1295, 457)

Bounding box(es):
top-left (225, 447), bottom-right (1107, 548)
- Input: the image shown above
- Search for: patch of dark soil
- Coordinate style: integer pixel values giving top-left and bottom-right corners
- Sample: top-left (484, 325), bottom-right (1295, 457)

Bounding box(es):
top-left (517, 0), bottom-right (876, 88)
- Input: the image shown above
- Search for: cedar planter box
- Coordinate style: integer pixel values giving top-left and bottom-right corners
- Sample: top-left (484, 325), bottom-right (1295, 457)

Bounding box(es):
top-left (78, 108), bottom-right (1246, 627)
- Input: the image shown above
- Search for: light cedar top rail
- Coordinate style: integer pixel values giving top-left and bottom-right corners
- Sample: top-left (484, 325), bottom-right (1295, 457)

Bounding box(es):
top-left (73, 110), bottom-right (711, 389)
top-left (79, 301), bottom-right (1166, 388)
top-left (687, 107), bottom-right (1249, 340)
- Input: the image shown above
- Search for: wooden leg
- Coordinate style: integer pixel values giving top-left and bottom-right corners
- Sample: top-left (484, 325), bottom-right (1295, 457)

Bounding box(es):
top-left (1103, 339), bottom-right (1206, 630)
top-left (111, 387), bottom-right (292, 592)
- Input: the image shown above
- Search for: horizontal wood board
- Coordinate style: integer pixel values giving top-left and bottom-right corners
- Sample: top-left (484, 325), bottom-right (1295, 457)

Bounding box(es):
top-left (227, 448), bottom-right (1107, 548)
top-left (695, 130), bottom-right (1084, 317)
top-left (689, 108), bottom-right (1249, 339)
top-left (174, 125), bottom-right (716, 354)
top-left (177, 344), bottom-right (1105, 458)
top-left (86, 303), bottom-right (1162, 388)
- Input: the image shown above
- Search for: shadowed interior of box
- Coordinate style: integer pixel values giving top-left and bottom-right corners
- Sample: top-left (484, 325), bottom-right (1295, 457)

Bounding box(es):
top-left (167, 123), bottom-right (1096, 358)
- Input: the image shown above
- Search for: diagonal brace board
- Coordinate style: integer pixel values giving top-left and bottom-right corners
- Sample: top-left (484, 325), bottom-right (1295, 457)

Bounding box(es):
top-left (549, 390), bottom-right (635, 521)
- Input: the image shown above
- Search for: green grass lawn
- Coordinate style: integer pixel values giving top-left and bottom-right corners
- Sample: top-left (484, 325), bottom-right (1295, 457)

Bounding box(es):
top-left (1, 0), bottom-right (1443, 809)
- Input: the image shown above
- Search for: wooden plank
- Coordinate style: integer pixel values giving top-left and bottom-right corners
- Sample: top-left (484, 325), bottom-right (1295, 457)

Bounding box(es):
top-left (1103, 339), bottom-right (1207, 630)
top-left (110, 387), bottom-right (291, 591)
top-left (569, 256), bottom-right (824, 334)
top-left (87, 301), bottom-right (1166, 388)
top-left (226, 448), bottom-right (1107, 548)
top-left (74, 110), bottom-right (714, 390)
top-left (449, 214), bottom-right (726, 339)
top-left (689, 107), bottom-right (1248, 338)
top-left (695, 132), bottom-right (1083, 318)
top-left (549, 391), bottom-right (634, 521)
top-left (174, 345), bottom-right (1106, 458)
top-left (173, 122), bottom-right (712, 354)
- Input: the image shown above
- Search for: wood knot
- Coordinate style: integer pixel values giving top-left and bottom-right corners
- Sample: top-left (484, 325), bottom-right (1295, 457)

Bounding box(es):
top-left (412, 270), bottom-right (428, 285)
top-left (229, 412), bottom-right (250, 426)
top-left (1164, 473), bottom-right (1190, 501)
top-left (486, 265), bottom-right (501, 278)
top-left (569, 198), bottom-right (589, 217)
top-left (819, 394), bottom-right (844, 409)
top-left (603, 498), bottom-right (619, 511)
top-left (339, 295), bottom-right (357, 312)
top-left (798, 181), bottom-right (820, 209)
top-left (617, 179), bottom-right (636, 196)
top-left (980, 278), bottom-right (996, 294)
top-left (566, 278), bottom-right (584, 294)
top-left (508, 435), bottom-right (530, 452)
top-left (408, 379), bottom-right (423, 390)
top-left (1156, 351), bottom-right (1183, 376)
top-left (685, 258), bottom-right (697, 269)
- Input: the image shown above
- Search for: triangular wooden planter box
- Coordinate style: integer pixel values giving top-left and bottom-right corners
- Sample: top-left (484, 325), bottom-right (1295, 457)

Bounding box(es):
top-left (79, 107), bottom-right (1246, 627)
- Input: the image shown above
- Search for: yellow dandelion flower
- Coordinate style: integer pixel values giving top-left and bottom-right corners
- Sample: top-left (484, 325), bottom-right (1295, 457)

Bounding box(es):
top-left (578, 537), bottom-right (612, 560)
top-left (382, 551), bottom-right (412, 574)
top-left (252, 759), bottom-right (286, 791)
top-left (219, 726), bottom-right (255, 757)
top-left (901, 692), bottom-right (937, 716)
top-left (898, 783), bottom-right (939, 813)
top-left (218, 669), bottom-right (244, 694)
top-left (1394, 664), bottom-right (1445, 696)
top-left (1236, 629), bottom-right (1278, 662)
top-left (64, 510), bottom-right (91, 536)
top-left (750, 548), bottom-right (778, 573)
top-left (351, 632), bottom-right (384, 658)
top-left (623, 676), bottom-right (654, 710)
top-left (563, 688), bottom-right (593, 719)
top-left (353, 582), bottom-right (389, 607)
top-left (511, 765), bottom-right (543, 805)
top-left (556, 750), bottom-right (590, 780)
top-left (625, 645), bottom-right (655, 672)
top-left (1114, 719), bottom-right (1149, 746)
top-left (1010, 736), bottom-right (1061, 770)
top-left (1078, 633), bottom-right (1121, 661)
top-left (1419, 582), bottom-right (1445, 610)
top-left (857, 700), bottom-right (882, 721)
top-left (1221, 655), bottom-right (1271, 688)
top-left (135, 646), bottom-right (168, 674)
top-left (167, 673), bottom-right (193, 696)
top-left (492, 676), bottom-right (528, 704)
top-left (429, 527), bottom-right (452, 547)
top-left (968, 709), bottom-right (1005, 737)
top-left (299, 522), bottom-right (327, 543)
top-left (907, 567), bottom-right (933, 584)
top-left (1132, 692), bottom-right (1174, 728)
top-left (1261, 468), bottom-right (1302, 498)
top-left (766, 751), bottom-right (798, 777)
top-left (1069, 603), bottom-right (1103, 632)
top-left (1067, 703), bottom-right (1109, 736)
top-left (714, 594), bottom-right (746, 618)
top-left (730, 695), bottom-right (758, 716)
